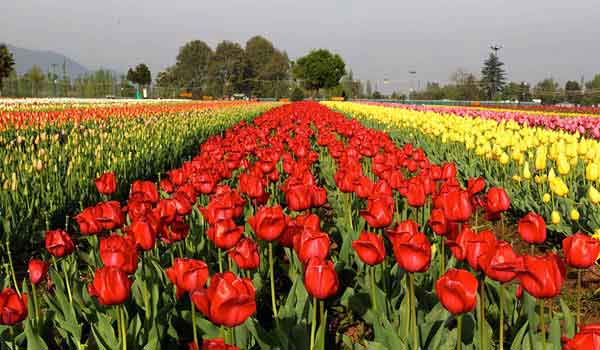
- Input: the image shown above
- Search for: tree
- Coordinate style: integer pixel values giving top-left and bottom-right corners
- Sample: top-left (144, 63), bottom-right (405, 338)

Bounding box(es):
top-left (565, 80), bottom-right (582, 104)
top-left (25, 65), bottom-right (45, 97)
top-left (292, 49), bottom-right (345, 96)
top-left (534, 78), bottom-right (560, 105)
top-left (168, 40), bottom-right (213, 92)
top-left (481, 53), bottom-right (506, 100)
top-left (208, 41), bottom-right (248, 96)
top-left (365, 80), bottom-right (373, 98)
top-left (0, 44), bottom-right (15, 95)
top-left (450, 69), bottom-right (481, 100)
top-left (127, 64), bottom-right (152, 89)
top-left (245, 36), bottom-right (290, 97)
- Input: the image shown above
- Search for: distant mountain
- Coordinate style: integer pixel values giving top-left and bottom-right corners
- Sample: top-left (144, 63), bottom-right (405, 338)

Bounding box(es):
top-left (3, 44), bottom-right (90, 79)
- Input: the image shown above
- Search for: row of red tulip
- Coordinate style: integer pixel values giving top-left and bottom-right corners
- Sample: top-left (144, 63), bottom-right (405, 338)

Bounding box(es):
top-left (1, 101), bottom-right (599, 350)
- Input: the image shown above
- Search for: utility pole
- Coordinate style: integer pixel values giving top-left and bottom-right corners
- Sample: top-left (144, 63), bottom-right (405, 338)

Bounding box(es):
top-left (408, 70), bottom-right (416, 100)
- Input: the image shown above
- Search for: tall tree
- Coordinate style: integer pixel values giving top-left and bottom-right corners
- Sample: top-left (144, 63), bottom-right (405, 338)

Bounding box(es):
top-left (171, 40), bottom-right (213, 91)
top-left (25, 65), bottom-right (45, 97)
top-left (451, 69), bottom-right (481, 100)
top-left (245, 36), bottom-right (289, 96)
top-left (534, 78), bottom-right (560, 104)
top-left (565, 80), bottom-right (582, 104)
top-left (365, 80), bottom-right (373, 98)
top-left (208, 41), bottom-right (248, 96)
top-left (127, 64), bottom-right (151, 87)
top-left (292, 49), bottom-right (345, 96)
top-left (0, 44), bottom-right (15, 95)
top-left (481, 52), bottom-right (506, 100)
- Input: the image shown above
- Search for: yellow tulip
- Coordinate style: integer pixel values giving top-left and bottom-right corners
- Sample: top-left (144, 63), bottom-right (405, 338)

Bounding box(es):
top-left (499, 152), bottom-right (509, 165)
top-left (570, 208), bottom-right (580, 221)
top-left (549, 177), bottom-right (569, 197)
top-left (586, 163), bottom-right (599, 181)
top-left (543, 193), bottom-right (551, 203)
top-left (589, 186), bottom-right (600, 204)
top-left (557, 155), bottom-right (570, 175)
top-left (523, 162), bottom-right (532, 180)
top-left (551, 211), bottom-right (561, 224)
top-left (535, 146), bottom-right (547, 170)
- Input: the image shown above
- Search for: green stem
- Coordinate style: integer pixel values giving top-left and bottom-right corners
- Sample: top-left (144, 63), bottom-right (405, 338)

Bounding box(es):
top-left (120, 305), bottom-right (127, 350)
top-left (499, 284), bottom-right (505, 350)
top-left (32, 282), bottom-right (40, 328)
top-left (479, 278), bottom-right (485, 350)
top-left (6, 241), bottom-right (21, 296)
top-left (320, 300), bottom-right (326, 350)
top-left (269, 242), bottom-right (279, 324)
top-left (404, 276), bottom-right (410, 340)
top-left (576, 270), bottom-right (581, 331)
top-left (191, 298), bottom-right (198, 347)
top-left (370, 265), bottom-right (377, 312)
top-left (10, 325), bottom-right (16, 350)
top-left (310, 297), bottom-right (317, 350)
top-left (409, 273), bottom-right (418, 350)
top-left (142, 257), bottom-right (150, 321)
top-left (457, 315), bottom-right (463, 350)
top-left (440, 237), bottom-right (446, 276)
top-left (540, 299), bottom-right (546, 350)
top-left (62, 259), bottom-right (73, 304)
top-left (218, 248), bottom-right (223, 273)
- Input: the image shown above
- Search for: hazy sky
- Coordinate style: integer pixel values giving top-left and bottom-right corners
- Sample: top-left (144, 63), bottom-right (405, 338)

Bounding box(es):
top-left (2, 0), bottom-right (599, 93)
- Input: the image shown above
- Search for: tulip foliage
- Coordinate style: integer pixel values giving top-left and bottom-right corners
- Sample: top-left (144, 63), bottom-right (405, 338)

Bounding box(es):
top-left (1, 101), bottom-right (599, 350)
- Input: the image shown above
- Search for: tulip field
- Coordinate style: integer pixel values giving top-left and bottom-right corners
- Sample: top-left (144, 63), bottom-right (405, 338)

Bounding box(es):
top-left (1, 100), bottom-right (600, 350)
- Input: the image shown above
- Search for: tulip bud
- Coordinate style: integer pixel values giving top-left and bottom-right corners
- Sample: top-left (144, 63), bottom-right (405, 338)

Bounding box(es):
top-left (523, 162), bottom-right (531, 180)
top-left (570, 209), bottom-right (580, 221)
top-left (551, 211), bottom-right (561, 225)
top-left (587, 163), bottom-right (600, 181)
top-left (543, 193), bottom-right (551, 203)
top-left (535, 147), bottom-right (547, 171)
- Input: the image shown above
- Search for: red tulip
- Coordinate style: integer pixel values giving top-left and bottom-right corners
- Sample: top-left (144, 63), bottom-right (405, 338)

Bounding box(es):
top-left (563, 324), bottom-right (600, 350)
top-left (248, 206), bottom-right (286, 241)
top-left (467, 177), bottom-right (486, 197)
top-left (0, 288), bottom-right (28, 325)
top-left (88, 267), bottom-right (132, 306)
top-left (435, 269), bottom-right (478, 315)
top-left (160, 178), bottom-right (175, 194)
top-left (201, 338), bottom-right (240, 350)
top-left (386, 220), bottom-right (419, 245)
top-left (99, 234), bottom-right (138, 274)
top-left (360, 196), bottom-right (394, 228)
top-left (442, 163), bottom-right (457, 179)
top-left (125, 219), bottom-right (157, 251)
top-left (293, 229), bottom-right (330, 264)
top-left (391, 230), bottom-right (432, 273)
top-left (28, 259), bottom-right (49, 285)
top-left (45, 229), bottom-right (75, 257)
top-left (166, 258), bottom-right (209, 299)
top-left (443, 191), bottom-right (473, 222)
top-left (238, 173), bottom-right (266, 199)
top-left (95, 172), bottom-right (117, 195)
top-left (206, 219), bottom-right (244, 249)
top-left (279, 214), bottom-right (321, 247)
top-left (428, 209), bottom-right (448, 235)
top-left (352, 231), bottom-right (386, 266)
top-left (354, 176), bottom-right (374, 199)
top-left (228, 238), bottom-right (261, 270)
top-left (406, 177), bottom-right (426, 207)
top-left (161, 216), bottom-right (190, 243)
top-left (304, 257), bottom-right (339, 299)
top-left (157, 198), bottom-right (178, 224)
top-left (191, 272), bottom-right (256, 327)
top-left (563, 233), bottom-right (600, 269)
top-left (478, 241), bottom-right (519, 283)
top-left (517, 212), bottom-right (546, 244)
top-left (464, 229), bottom-right (497, 271)
top-left (517, 253), bottom-right (566, 299)
top-left (130, 180), bottom-right (160, 204)
top-left (485, 187), bottom-right (510, 214)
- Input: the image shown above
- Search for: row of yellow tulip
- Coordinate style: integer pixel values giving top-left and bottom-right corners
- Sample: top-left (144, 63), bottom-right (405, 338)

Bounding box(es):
top-left (323, 101), bottom-right (600, 236)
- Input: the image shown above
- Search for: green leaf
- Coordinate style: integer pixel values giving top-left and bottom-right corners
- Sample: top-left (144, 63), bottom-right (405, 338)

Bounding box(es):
top-left (24, 318), bottom-right (48, 350)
